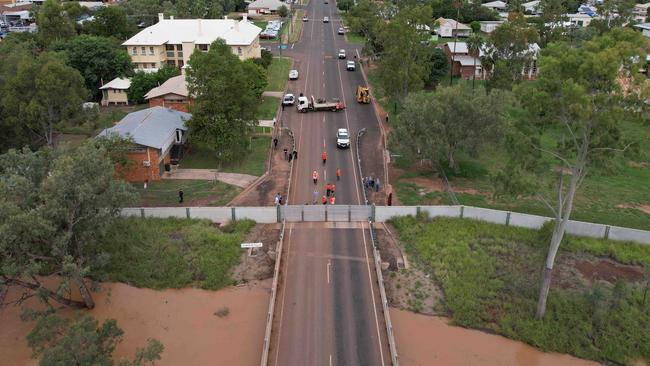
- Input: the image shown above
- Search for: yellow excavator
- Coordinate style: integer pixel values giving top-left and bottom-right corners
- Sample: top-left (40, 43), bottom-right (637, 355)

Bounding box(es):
top-left (356, 86), bottom-right (371, 104)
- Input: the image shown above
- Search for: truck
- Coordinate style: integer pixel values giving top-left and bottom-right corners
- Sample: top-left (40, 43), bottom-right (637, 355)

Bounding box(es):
top-left (296, 95), bottom-right (346, 112)
top-left (356, 86), bottom-right (371, 104)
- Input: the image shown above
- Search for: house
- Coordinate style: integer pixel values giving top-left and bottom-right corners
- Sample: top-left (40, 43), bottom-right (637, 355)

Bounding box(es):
top-left (98, 107), bottom-right (190, 182)
top-left (99, 77), bottom-right (131, 106)
top-left (634, 22), bottom-right (650, 38)
top-left (122, 14), bottom-right (262, 71)
top-left (522, 0), bottom-right (542, 15)
top-left (565, 13), bottom-right (593, 27)
top-left (247, 0), bottom-right (289, 14)
top-left (442, 42), bottom-right (485, 80)
top-left (481, 0), bottom-right (507, 13)
top-left (479, 20), bottom-right (504, 34)
top-left (144, 75), bottom-right (192, 112)
top-left (434, 17), bottom-right (472, 38)
top-left (634, 3), bottom-right (650, 23)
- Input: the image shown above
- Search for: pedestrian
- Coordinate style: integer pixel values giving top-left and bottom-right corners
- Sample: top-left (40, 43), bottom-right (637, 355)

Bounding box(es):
top-left (375, 178), bottom-right (380, 192)
top-left (279, 194), bottom-right (283, 205)
top-left (274, 193), bottom-right (281, 205)
top-left (385, 114), bottom-right (389, 123)
top-left (331, 183), bottom-right (336, 196)
top-left (293, 150), bottom-right (297, 160)
top-left (322, 151), bottom-right (327, 165)
top-left (283, 148), bottom-right (288, 160)
top-left (322, 195), bottom-right (327, 205)
top-left (387, 192), bottom-right (393, 206)
top-left (312, 190), bottom-right (318, 204)
top-left (144, 179), bottom-right (148, 189)
top-left (312, 170), bottom-right (318, 185)
top-left (363, 176), bottom-right (368, 189)
top-left (330, 196), bottom-right (336, 205)
top-left (289, 152), bottom-right (293, 162)
top-left (273, 138), bottom-right (278, 149)
top-left (369, 176), bottom-right (375, 188)
top-left (282, 103), bottom-right (285, 111)
top-left (336, 168), bottom-right (341, 181)
top-left (178, 189), bottom-right (184, 204)
top-left (326, 183), bottom-right (331, 197)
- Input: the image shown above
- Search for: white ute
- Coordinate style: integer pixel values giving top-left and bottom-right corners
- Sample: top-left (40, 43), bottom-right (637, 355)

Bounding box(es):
top-left (282, 93), bottom-right (295, 106)
top-left (338, 49), bottom-right (346, 59)
top-left (289, 69), bottom-right (299, 80)
top-left (336, 128), bottom-right (350, 148)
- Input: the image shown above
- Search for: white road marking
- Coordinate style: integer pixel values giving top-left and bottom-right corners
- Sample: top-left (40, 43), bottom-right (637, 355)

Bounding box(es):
top-left (330, 354), bottom-right (333, 366)
top-left (360, 222), bottom-right (386, 366)
top-left (327, 260), bottom-right (331, 284)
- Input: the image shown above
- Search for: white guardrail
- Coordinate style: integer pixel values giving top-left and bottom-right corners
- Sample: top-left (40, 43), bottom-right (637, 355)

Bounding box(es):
top-left (260, 219), bottom-right (286, 366)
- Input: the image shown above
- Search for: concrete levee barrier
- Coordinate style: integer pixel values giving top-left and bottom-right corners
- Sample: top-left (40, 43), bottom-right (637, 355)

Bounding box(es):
top-left (121, 208), bottom-right (143, 217)
top-left (328, 205), bottom-right (350, 221)
top-left (565, 220), bottom-right (608, 239)
top-left (375, 206), bottom-right (417, 222)
top-left (142, 207), bottom-right (188, 218)
top-left (509, 212), bottom-right (551, 229)
top-left (234, 207), bottom-right (277, 223)
top-left (190, 207), bottom-right (232, 222)
top-left (463, 206), bottom-right (509, 225)
top-left (303, 205), bottom-right (326, 221)
top-left (420, 205), bottom-right (462, 218)
top-left (608, 226), bottom-right (650, 244)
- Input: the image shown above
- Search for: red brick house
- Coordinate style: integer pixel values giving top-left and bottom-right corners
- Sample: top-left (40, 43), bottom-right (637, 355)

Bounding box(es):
top-left (98, 106), bottom-right (190, 182)
top-left (443, 42), bottom-right (485, 80)
top-left (144, 75), bottom-right (193, 113)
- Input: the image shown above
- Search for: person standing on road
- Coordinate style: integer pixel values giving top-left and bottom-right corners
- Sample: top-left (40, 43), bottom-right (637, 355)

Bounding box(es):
top-left (322, 195), bottom-right (327, 205)
top-left (336, 168), bottom-right (341, 181)
top-left (283, 148), bottom-right (288, 160)
top-left (312, 190), bottom-right (318, 204)
top-left (293, 150), bottom-right (297, 160)
top-left (326, 183), bottom-right (331, 197)
top-left (376, 178), bottom-right (381, 192)
top-left (322, 151), bottom-right (327, 165)
top-left (330, 196), bottom-right (336, 205)
top-left (273, 138), bottom-right (278, 149)
top-left (288, 152), bottom-right (293, 162)
top-left (312, 170), bottom-right (318, 185)
top-left (331, 183), bottom-right (336, 196)
top-left (274, 193), bottom-right (281, 205)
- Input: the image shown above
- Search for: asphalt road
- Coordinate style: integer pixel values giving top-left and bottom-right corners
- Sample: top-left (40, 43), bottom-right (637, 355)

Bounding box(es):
top-left (270, 0), bottom-right (390, 365)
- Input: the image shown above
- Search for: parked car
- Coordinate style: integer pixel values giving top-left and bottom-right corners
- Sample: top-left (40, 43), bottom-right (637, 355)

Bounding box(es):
top-left (283, 93), bottom-right (295, 106)
top-left (323, 16), bottom-right (329, 23)
top-left (336, 128), bottom-right (350, 148)
top-left (338, 27), bottom-right (345, 35)
top-left (338, 49), bottom-right (346, 59)
top-left (346, 60), bottom-right (355, 71)
top-left (303, 16), bottom-right (309, 22)
top-left (289, 69), bottom-right (299, 80)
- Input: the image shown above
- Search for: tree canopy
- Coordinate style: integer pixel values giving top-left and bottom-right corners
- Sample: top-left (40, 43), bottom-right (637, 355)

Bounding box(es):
top-left (37, 0), bottom-right (76, 47)
top-left (186, 39), bottom-right (267, 163)
top-left (86, 6), bottom-right (137, 40)
top-left (127, 65), bottom-right (180, 104)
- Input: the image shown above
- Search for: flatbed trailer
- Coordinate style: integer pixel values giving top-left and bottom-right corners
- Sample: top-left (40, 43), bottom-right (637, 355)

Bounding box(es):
top-left (296, 95), bottom-right (345, 112)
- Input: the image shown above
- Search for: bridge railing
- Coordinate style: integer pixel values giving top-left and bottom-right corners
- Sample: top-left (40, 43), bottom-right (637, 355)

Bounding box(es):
top-left (121, 205), bottom-right (650, 245)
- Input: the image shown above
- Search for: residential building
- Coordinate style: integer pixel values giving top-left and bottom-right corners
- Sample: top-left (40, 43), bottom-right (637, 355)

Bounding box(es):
top-left (634, 22), bottom-right (650, 38)
top-left (634, 3), bottom-right (650, 23)
top-left (479, 20), bottom-right (504, 34)
top-left (144, 75), bottom-right (192, 112)
top-left (247, 0), bottom-right (289, 14)
top-left (434, 17), bottom-right (472, 38)
top-left (99, 77), bottom-right (131, 106)
top-left (122, 14), bottom-right (262, 71)
top-left (565, 13), bottom-right (593, 27)
top-left (481, 0), bottom-right (507, 13)
top-left (98, 106), bottom-right (190, 182)
top-left (442, 42), bottom-right (485, 80)
top-left (522, 0), bottom-right (542, 15)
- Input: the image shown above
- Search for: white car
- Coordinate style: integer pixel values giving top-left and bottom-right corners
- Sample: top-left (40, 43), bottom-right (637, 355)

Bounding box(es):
top-left (323, 16), bottom-right (329, 23)
top-left (346, 60), bottom-right (355, 71)
top-left (338, 27), bottom-right (345, 35)
top-left (336, 128), bottom-right (350, 148)
top-left (303, 16), bottom-right (309, 22)
top-left (338, 49), bottom-right (346, 59)
top-left (283, 93), bottom-right (295, 106)
top-left (289, 69), bottom-right (299, 80)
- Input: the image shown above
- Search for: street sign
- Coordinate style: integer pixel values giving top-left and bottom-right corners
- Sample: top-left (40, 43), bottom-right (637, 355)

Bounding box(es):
top-left (241, 242), bottom-right (263, 248)
top-left (278, 44), bottom-right (288, 49)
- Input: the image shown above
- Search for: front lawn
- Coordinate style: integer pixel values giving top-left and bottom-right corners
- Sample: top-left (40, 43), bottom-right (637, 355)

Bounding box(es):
top-left (132, 179), bottom-right (240, 206)
top-left (391, 215), bottom-right (650, 365)
top-left (345, 31), bottom-right (365, 44)
top-left (267, 57), bottom-right (292, 91)
top-left (98, 217), bottom-right (253, 289)
top-left (257, 96), bottom-right (280, 120)
top-left (181, 136), bottom-right (270, 176)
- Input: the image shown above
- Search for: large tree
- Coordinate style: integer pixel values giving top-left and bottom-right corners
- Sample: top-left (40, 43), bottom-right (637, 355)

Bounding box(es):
top-left (127, 65), bottom-right (180, 104)
top-left (0, 143), bottom-right (135, 309)
top-left (1, 52), bottom-right (88, 146)
top-left (497, 29), bottom-right (648, 319)
top-left (28, 313), bottom-right (163, 366)
top-left (54, 35), bottom-right (133, 101)
top-left (37, 0), bottom-right (76, 47)
top-left (86, 6), bottom-right (137, 40)
top-left (186, 39), bottom-right (267, 163)
top-left (391, 85), bottom-right (513, 172)
top-left (428, 47), bottom-right (449, 88)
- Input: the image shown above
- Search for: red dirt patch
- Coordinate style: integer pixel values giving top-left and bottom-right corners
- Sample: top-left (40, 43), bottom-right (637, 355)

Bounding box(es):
top-left (574, 258), bottom-right (646, 283)
top-left (401, 176), bottom-right (484, 196)
top-left (616, 204), bottom-right (650, 215)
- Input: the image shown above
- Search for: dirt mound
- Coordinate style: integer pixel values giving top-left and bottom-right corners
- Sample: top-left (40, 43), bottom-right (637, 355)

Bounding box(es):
top-left (574, 258), bottom-right (646, 283)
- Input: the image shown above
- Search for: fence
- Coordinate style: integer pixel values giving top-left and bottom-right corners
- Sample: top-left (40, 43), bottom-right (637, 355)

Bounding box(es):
top-left (121, 205), bottom-right (650, 245)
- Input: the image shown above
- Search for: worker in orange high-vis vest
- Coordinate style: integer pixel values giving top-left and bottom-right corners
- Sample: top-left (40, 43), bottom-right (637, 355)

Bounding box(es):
top-left (322, 151), bottom-right (327, 164)
top-left (326, 183), bottom-right (331, 197)
top-left (331, 183), bottom-right (336, 196)
top-left (322, 195), bottom-right (327, 205)
top-left (312, 170), bottom-right (318, 184)
top-left (336, 168), bottom-right (341, 180)
top-left (330, 196), bottom-right (336, 205)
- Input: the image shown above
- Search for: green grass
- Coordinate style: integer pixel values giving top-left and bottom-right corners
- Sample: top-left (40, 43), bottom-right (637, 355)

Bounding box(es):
top-left (391, 215), bottom-right (650, 365)
top-left (345, 31), bottom-right (365, 44)
top-left (97, 218), bottom-right (254, 289)
top-left (132, 179), bottom-right (240, 206)
top-left (257, 96), bottom-right (280, 120)
top-left (267, 57), bottom-right (292, 91)
top-left (180, 136), bottom-right (270, 176)
top-left (289, 10), bottom-right (305, 43)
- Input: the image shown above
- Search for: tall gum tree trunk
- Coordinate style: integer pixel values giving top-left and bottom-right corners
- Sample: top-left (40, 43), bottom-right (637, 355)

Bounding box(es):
top-left (74, 276), bottom-right (95, 309)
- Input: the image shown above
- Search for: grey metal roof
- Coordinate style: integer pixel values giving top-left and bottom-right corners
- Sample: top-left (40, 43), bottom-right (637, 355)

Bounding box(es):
top-left (98, 106), bottom-right (190, 150)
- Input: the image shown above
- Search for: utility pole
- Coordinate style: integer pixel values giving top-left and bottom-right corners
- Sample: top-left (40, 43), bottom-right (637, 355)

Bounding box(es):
top-left (449, 0), bottom-right (463, 86)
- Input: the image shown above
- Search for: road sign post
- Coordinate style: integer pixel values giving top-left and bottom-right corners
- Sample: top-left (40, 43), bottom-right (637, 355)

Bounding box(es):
top-left (241, 242), bottom-right (263, 249)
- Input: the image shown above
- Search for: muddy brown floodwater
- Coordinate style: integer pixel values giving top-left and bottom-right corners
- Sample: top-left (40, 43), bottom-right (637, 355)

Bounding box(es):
top-left (390, 308), bottom-right (599, 366)
top-left (0, 280), bottom-right (271, 366)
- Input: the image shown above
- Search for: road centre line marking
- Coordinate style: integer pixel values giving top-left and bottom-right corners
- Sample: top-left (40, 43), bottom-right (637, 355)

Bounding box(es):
top-left (361, 222), bottom-right (386, 366)
top-left (327, 260), bottom-right (331, 284)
